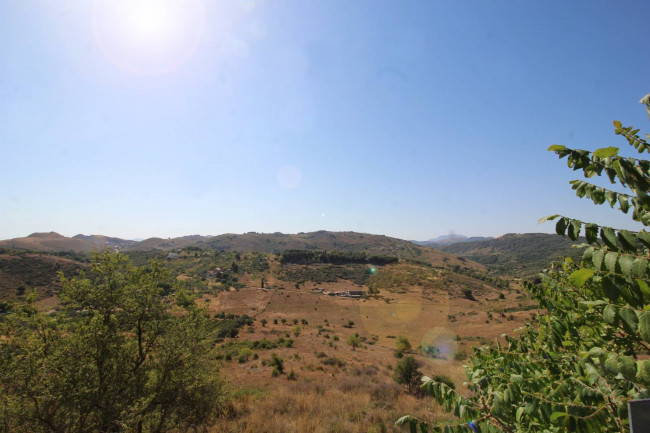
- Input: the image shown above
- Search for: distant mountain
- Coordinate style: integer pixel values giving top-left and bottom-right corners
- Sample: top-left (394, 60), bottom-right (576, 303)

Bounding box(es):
top-left (437, 233), bottom-right (585, 276)
top-left (0, 231), bottom-right (484, 271)
top-left (0, 232), bottom-right (137, 253)
top-left (195, 231), bottom-right (478, 269)
top-left (413, 234), bottom-right (493, 247)
top-left (0, 232), bottom-right (97, 253)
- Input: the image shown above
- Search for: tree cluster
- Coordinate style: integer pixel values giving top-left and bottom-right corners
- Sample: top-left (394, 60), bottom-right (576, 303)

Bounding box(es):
top-left (279, 249), bottom-right (398, 265)
top-left (0, 251), bottom-right (229, 433)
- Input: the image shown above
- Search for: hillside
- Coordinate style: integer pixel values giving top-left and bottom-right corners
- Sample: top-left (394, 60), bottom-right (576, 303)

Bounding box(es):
top-left (0, 232), bottom-right (133, 253)
top-left (412, 235), bottom-right (494, 246)
top-left (131, 234), bottom-right (212, 251)
top-left (0, 231), bottom-right (482, 271)
top-left (72, 234), bottom-right (136, 249)
top-left (0, 252), bottom-right (87, 301)
top-left (437, 232), bottom-right (585, 277)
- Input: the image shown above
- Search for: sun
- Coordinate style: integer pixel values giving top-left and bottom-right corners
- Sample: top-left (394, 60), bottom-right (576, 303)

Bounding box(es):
top-left (125, 1), bottom-right (174, 43)
top-left (92, 0), bottom-right (205, 74)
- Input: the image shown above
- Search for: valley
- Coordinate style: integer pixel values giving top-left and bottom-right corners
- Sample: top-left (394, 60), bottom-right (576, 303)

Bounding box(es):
top-left (0, 233), bottom-right (543, 432)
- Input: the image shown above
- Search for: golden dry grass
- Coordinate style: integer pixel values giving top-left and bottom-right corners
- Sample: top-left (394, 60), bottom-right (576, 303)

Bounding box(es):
top-left (204, 269), bottom-right (533, 432)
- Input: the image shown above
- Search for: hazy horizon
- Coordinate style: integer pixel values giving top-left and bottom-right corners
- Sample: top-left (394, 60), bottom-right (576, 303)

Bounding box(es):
top-left (2, 1), bottom-right (649, 241)
top-left (0, 228), bottom-right (508, 243)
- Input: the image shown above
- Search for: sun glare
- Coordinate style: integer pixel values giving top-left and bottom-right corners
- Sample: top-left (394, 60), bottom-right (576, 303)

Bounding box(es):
top-left (93, 0), bottom-right (205, 74)
top-left (126, 2), bottom-right (174, 43)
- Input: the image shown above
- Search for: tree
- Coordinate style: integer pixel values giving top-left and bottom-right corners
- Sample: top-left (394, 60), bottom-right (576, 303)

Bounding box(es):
top-left (0, 251), bottom-right (228, 433)
top-left (393, 356), bottom-right (422, 394)
top-left (398, 103), bottom-right (650, 432)
top-left (347, 332), bottom-right (362, 350)
top-left (269, 353), bottom-right (284, 376)
top-left (261, 318), bottom-right (268, 327)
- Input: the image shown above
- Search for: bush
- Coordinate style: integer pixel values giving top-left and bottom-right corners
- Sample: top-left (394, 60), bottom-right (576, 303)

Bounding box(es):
top-left (392, 356), bottom-right (422, 394)
top-left (269, 353), bottom-right (284, 375)
top-left (395, 336), bottom-right (411, 352)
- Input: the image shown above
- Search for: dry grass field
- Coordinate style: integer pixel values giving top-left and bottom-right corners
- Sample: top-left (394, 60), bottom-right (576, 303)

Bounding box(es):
top-left (3, 249), bottom-right (537, 432)
top-left (202, 263), bottom-right (535, 432)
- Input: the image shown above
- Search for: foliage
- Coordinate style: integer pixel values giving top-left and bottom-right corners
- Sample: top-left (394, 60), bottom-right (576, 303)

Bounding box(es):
top-left (280, 263), bottom-right (373, 286)
top-left (279, 249), bottom-right (398, 265)
top-left (392, 356), bottom-right (422, 394)
top-left (398, 113), bottom-right (650, 432)
top-left (0, 251), bottom-right (228, 433)
top-left (396, 336), bottom-right (412, 353)
top-left (269, 353), bottom-right (285, 376)
top-left (213, 313), bottom-right (254, 338)
top-left (439, 233), bottom-right (584, 278)
top-left (347, 332), bottom-right (363, 350)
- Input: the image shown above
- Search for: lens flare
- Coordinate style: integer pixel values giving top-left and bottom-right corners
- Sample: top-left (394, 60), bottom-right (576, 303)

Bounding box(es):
top-left (420, 327), bottom-right (457, 362)
top-left (92, 0), bottom-right (206, 74)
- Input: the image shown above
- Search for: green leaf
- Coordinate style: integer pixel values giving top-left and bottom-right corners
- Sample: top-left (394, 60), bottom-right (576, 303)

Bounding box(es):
top-left (638, 310), bottom-right (650, 344)
top-left (638, 230), bottom-right (650, 248)
top-left (588, 347), bottom-right (604, 358)
top-left (632, 258), bottom-right (648, 278)
top-left (593, 147), bottom-right (619, 158)
top-left (538, 214), bottom-right (560, 224)
top-left (548, 145), bottom-right (566, 152)
top-left (568, 219), bottom-right (581, 241)
top-left (605, 353), bottom-right (619, 374)
top-left (619, 196), bottom-right (630, 213)
top-left (637, 279), bottom-right (650, 297)
top-left (619, 307), bottom-right (639, 333)
top-left (618, 355), bottom-right (637, 381)
top-left (516, 406), bottom-right (525, 423)
top-left (592, 248), bottom-right (604, 270)
top-left (550, 412), bottom-right (568, 422)
top-left (604, 252), bottom-right (618, 273)
top-left (637, 360), bottom-right (650, 386)
top-left (556, 218), bottom-right (569, 236)
top-left (618, 230), bottom-right (637, 252)
top-left (603, 305), bottom-right (617, 325)
top-left (605, 190), bottom-right (617, 207)
top-left (569, 268), bottom-right (594, 287)
top-left (601, 276), bottom-right (620, 303)
top-left (600, 227), bottom-right (618, 250)
top-left (613, 120), bottom-right (622, 128)
top-left (585, 223), bottom-right (599, 244)
top-left (618, 255), bottom-right (634, 276)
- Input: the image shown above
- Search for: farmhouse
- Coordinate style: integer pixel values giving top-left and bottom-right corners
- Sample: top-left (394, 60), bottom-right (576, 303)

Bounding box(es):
top-left (327, 290), bottom-right (366, 299)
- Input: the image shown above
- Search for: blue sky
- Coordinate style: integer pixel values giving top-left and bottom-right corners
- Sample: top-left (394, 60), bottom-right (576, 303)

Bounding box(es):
top-left (1, 0), bottom-right (649, 241)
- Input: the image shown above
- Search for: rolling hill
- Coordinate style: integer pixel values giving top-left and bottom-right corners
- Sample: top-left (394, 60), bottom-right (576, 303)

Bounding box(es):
top-left (0, 231), bottom-right (483, 270)
top-left (0, 232), bottom-right (101, 253)
top-left (437, 232), bottom-right (585, 276)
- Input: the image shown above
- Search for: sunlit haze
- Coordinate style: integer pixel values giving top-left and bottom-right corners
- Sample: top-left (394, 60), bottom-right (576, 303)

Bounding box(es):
top-left (1, 1), bottom-right (649, 241)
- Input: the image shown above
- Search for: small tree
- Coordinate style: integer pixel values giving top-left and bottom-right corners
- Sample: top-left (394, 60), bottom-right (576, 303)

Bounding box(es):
top-left (260, 318), bottom-right (268, 327)
top-left (393, 356), bottom-right (422, 394)
top-left (396, 336), bottom-right (412, 353)
top-left (269, 353), bottom-right (284, 376)
top-left (347, 332), bottom-right (362, 351)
